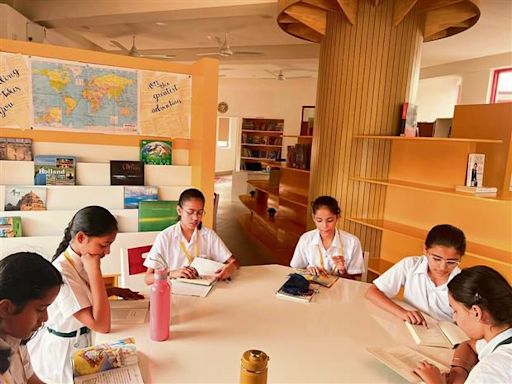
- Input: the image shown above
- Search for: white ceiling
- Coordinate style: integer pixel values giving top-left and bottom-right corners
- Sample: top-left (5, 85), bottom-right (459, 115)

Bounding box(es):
top-left (8, 0), bottom-right (512, 78)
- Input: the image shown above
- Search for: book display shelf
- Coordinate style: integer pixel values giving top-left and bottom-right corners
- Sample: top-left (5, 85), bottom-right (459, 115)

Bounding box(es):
top-left (238, 135), bottom-right (313, 264)
top-left (239, 118), bottom-right (284, 171)
top-left (0, 38), bottom-right (218, 276)
top-left (351, 103), bottom-right (512, 282)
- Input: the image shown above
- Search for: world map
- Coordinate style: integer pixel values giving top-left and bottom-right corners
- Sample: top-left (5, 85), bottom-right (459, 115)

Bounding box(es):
top-left (31, 59), bottom-right (137, 132)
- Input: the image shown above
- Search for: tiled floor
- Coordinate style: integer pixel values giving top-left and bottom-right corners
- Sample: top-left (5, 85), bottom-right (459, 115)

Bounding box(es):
top-left (214, 176), bottom-right (276, 266)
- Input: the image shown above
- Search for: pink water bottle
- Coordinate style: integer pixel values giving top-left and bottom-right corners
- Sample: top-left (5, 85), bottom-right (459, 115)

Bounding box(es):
top-left (150, 268), bottom-right (170, 341)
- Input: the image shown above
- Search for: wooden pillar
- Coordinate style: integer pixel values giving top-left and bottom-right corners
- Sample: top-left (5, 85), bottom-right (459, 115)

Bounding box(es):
top-left (277, 0), bottom-right (481, 258)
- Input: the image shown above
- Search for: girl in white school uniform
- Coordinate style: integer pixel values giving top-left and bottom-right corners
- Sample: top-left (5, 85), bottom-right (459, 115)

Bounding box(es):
top-left (144, 188), bottom-right (239, 284)
top-left (366, 224), bottom-right (465, 325)
top-left (415, 266), bottom-right (512, 384)
top-left (290, 196), bottom-right (365, 279)
top-left (0, 252), bottom-right (63, 384)
top-left (28, 205), bottom-right (142, 383)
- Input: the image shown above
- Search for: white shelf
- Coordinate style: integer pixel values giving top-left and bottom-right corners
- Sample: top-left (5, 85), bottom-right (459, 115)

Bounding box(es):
top-left (0, 160), bottom-right (192, 187)
top-left (0, 231), bottom-right (160, 275)
top-left (1, 185), bottom-right (190, 211)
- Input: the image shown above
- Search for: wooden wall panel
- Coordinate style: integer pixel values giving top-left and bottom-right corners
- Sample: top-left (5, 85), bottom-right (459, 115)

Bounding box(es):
top-left (309, 0), bottom-right (423, 259)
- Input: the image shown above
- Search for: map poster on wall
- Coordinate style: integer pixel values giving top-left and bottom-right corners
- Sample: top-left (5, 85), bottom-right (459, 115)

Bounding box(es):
top-left (31, 58), bottom-right (138, 133)
top-left (0, 53), bottom-right (30, 128)
top-left (139, 70), bottom-right (191, 138)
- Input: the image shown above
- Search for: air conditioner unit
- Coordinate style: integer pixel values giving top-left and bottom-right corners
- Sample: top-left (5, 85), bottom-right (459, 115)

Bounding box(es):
top-left (0, 4), bottom-right (45, 42)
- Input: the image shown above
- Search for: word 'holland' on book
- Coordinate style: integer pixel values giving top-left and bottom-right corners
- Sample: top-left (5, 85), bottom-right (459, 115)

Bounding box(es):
top-left (34, 155), bottom-right (76, 186)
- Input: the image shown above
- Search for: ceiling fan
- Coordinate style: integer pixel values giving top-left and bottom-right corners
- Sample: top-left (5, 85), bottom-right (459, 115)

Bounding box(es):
top-left (110, 36), bottom-right (176, 59)
top-left (196, 33), bottom-right (263, 57)
top-left (263, 69), bottom-right (313, 80)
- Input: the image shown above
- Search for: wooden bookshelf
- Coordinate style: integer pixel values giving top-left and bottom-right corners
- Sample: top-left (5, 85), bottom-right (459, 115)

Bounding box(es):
top-left (239, 118), bottom-right (284, 171)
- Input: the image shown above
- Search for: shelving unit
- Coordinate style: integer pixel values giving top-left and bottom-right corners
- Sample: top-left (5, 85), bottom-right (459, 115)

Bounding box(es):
top-left (239, 118), bottom-right (284, 171)
top-left (351, 103), bottom-right (512, 282)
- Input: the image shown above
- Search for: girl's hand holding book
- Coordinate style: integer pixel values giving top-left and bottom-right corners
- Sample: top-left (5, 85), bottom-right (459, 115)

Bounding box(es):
top-left (401, 309), bottom-right (428, 327)
top-left (414, 361), bottom-right (447, 384)
top-left (331, 256), bottom-right (346, 275)
top-left (306, 266), bottom-right (327, 276)
top-left (170, 266), bottom-right (198, 279)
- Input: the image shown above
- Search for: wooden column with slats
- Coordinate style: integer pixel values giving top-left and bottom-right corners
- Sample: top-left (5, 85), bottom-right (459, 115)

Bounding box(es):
top-left (277, 0), bottom-right (481, 260)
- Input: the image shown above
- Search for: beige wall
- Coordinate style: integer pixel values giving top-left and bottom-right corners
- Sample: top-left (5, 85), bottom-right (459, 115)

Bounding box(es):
top-left (215, 116), bottom-right (239, 173)
top-left (417, 75), bottom-right (461, 122)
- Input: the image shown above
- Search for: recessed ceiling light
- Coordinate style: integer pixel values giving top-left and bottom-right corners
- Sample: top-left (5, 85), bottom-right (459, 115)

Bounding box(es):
top-left (155, 22), bottom-right (167, 26)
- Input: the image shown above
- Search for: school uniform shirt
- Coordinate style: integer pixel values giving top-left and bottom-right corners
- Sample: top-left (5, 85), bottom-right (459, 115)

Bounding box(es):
top-left (0, 335), bottom-right (33, 384)
top-left (465, 328), bottom-right (512, 384)
top-left (373, 255), bottom-right (460, 322)
top-left (144, 223), bottom-right (232, 270)
top-left (290, 229), bottom-right (365, 275)
top-left (27, 246), bottom-right (93, 384)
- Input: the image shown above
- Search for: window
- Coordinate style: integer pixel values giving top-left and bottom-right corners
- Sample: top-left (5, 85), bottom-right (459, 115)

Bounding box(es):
top-left (217, 117), bottom-right (230, 148)
top-left (490, 68), bottom-right (512, 103)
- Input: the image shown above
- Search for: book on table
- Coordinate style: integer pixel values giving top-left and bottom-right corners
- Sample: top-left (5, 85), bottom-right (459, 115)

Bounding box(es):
top-left (367, 345), bottom-right (449, 383)
top-left (293, 269), bottom-right (339, 288)
top-left (275, 273), bottom-right (314, 304)
top-left (405, 320), bottom-right (469, 349)
top-left (110, 299), bottom-right (149, 325)
top-left (173, 257), bottom-right (225, 286)
top-left (72, 337), bottom-right (144, 384)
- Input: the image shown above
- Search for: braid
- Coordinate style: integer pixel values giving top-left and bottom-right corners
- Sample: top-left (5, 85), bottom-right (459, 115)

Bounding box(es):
top-left (0, 347), bottom-right (10, 374)
top-left (52, 223), bottom-right (72, 261)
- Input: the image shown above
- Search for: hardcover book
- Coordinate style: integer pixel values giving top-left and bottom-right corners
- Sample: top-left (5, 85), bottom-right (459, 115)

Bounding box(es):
top-left (34, 155), bottom-right (76, 185)
top-left (4, 186), bottom-right (47, 211)
top-left (110, 161), bottom-right (145, 186)
top-left (138, 200), bottom-right (178, 232)
top-left (465, 153), bottom-right (485, 187)
top-left (72, 337), bottom-right (143, 384)
top-left (140, 140), bottom-right (172, 165)
top-left (0, 216), bottom-right (22, 237)
top-left (124, 186), bottom-right (158, 209)
top-left (0, 137), bottom-right (32, 161)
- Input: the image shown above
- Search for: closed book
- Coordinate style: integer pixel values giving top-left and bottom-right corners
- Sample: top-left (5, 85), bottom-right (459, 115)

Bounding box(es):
top-left (34, 155), bottom-right (76, 185)
top-left (465, 153), bottom-right (485, 187)
top-left (110, 160), bottom-right (144, 186)
top-left (124, 186), bottom-right (158, 209)
top-left (138, 200), bottom-right (178, 232)
top-left (140, 140), bottom-right (172, 165)
top-left (276, 288), bottom-right (314, 303)
top-left (4, 186), bottom-right (46, 211)
top-left (0, 137), bottom-right (32, 161)
top-left (0, 216), bottom-right (22, 237)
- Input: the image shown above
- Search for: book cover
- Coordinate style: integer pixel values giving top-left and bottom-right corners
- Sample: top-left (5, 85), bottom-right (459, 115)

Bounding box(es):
top-left (465, 153), bottom-right (485, 187)
top-left (400, 103), bottom-right (418, 137)
top-left (276, 288), bottom-right (314, 303)
top-left (405, 321), bottom-right (469, 349)
top-left (110, 299), bottom-right (149, 325)
top-left (140, 140), bottom-right (172, 165)
top-left (0, 138), bottom-right (32, 161)
top-left (0, 216), bottom-right (22, 237)
top-left (72, 337), bottom-right (143, 384)
top-left (124, 186), bottom-right (158, 209)
top-left (110, 161), bottom-right (145, 186)
top-left (4, 186), bottom-right (47, 211)
top-left (138, 200), bottom-right (178, 232)
top-left (34, 155), bottom-right (76, 185)
top-left (294, 270), bottom-right (339, 288)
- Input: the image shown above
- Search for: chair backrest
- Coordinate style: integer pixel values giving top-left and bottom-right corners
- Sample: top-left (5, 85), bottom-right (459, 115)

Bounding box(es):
top-left (120, 245), bottom-right (152, 293)
top-left (361, 251), bottom-right (370, 283)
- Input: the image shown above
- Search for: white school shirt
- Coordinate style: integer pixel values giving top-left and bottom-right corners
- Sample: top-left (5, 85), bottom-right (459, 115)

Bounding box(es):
top-left (290, 229), bottom-right (365, 275)
top-left (144, 223), bottom-right (232, 270)
top-left (28, 246), bottom-right (93, 384)
top-left (466, 328), bottom-right (512, 384)
top-left (0, 335), bottom-right (33, 384)
top-left (373, 255), bottom-right (460, 322)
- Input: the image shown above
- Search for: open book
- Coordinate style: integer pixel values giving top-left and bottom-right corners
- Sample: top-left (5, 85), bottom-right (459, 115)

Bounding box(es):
top-left (174, 257), bottom-right (225, 286)
top-left (73, 337), bottom-right (143, 384)
top-left (367, 345), bottom-right (449, 383)
top-left (293, 269), bottom-right (339, 288)
top-left (110, 299), bottom-right (149, 325)
top-left (405, 321), bottom-right (469, 349)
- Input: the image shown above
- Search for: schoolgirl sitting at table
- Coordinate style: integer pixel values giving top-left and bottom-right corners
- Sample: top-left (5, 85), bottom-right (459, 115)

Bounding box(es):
top-left (290, 195), bottom-right (365, 279)
top-left (144, 188), bottom-right (239, 284)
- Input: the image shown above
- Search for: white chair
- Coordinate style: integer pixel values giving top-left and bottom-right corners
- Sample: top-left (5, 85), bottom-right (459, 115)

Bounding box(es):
top-left (120, 245), bottom-right (152, 294)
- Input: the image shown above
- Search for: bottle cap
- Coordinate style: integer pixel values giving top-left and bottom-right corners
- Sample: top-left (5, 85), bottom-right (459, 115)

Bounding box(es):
top-left (241, 350), bottom-right (269, 373)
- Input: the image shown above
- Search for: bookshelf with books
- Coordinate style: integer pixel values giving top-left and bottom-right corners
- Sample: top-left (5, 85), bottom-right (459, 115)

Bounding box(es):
top-left (239, 118), bottom-right (284, 171)
top-left (350, 103), bottom-right (512, 282)
top-left (0, 38), bottom-right (218, 277)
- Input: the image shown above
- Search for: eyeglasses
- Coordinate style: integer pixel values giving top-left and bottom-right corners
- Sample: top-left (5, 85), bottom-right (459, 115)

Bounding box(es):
top-left (183, 209), bottom-right (206, 217)
top-left (426, 252), bottom-right (461, 267)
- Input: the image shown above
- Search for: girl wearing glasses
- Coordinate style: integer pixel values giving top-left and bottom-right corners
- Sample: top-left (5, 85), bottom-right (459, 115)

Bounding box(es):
top-left (414, 266), bottom-right (512, 384)
top-left (290, 196), bottom-right (365, 279)
top-left (144, 188), bottom-right (238, 284)
top-left (366, 224), bottom-right (465, 324)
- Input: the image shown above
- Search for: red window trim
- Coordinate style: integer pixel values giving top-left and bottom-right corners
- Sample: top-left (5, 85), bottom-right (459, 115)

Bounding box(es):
top-left (490, 67), bottom-right (512, 103)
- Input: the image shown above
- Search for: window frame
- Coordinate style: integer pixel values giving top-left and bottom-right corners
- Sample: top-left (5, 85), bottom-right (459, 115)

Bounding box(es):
top-left (490, 67), bottom-right (512, 104)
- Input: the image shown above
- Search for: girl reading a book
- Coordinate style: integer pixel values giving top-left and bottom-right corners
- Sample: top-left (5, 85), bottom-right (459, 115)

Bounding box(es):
top-left (290, 196), bottom-right (365, 279)
top-left (28, 205), bottom-right (143, 383)
top-left (365, 224), bottom-right (465, 325)
top-left (144, 188), bottom-right (239, 284)
top-left (414, 266), bottom-right (512, 384)
top-left (0, 252), bottom-right (63, 384)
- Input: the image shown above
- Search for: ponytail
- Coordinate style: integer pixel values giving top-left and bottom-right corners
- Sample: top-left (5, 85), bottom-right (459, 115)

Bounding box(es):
top-left (52, 223), bottom-right (72, 261)
top-left (52, 206), bottom-right (118, 261)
